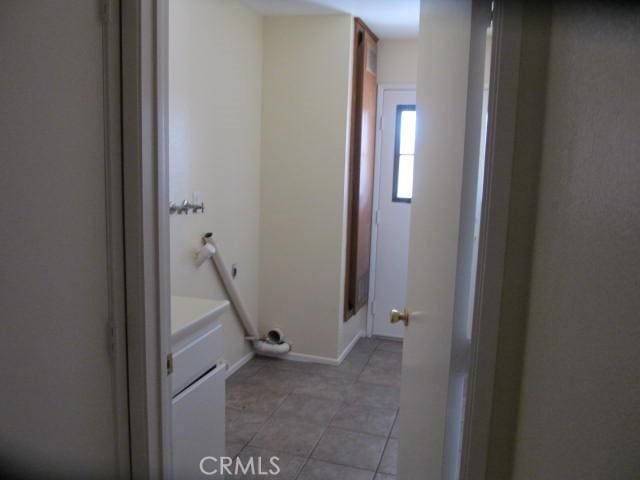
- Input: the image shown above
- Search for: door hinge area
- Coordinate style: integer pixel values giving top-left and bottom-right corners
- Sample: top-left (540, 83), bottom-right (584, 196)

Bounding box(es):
top-left (101, 0), bottom-right (112, 24)
top-left (371, 300), bottom-right (376, 317)
top-left (375, 209), bottom-right (381, 225)
top-left (378, 115), bottom-right (383, 131)
top-left (166, 353), bottom-right (174, 375)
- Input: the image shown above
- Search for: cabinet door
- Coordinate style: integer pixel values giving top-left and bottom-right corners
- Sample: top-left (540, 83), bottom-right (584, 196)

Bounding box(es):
top-left (172, 365), bottom-right (225, 479)
top-left (355, 31), bottom-right (378, 310)
top-left (345, 18), bottom-right (378, 318)
top-left (171, 322), bottom-right (224, 396)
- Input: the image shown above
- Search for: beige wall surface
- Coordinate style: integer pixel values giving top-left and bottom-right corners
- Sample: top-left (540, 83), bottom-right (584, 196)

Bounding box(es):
top-left (377, 39), bottom-right (419, 85)
top-left (169, 0), bottom-right (263, 368)
top-left (506, 3), bottom-right (640, 479)
top-left (260, 15), bottom-right (354, 359)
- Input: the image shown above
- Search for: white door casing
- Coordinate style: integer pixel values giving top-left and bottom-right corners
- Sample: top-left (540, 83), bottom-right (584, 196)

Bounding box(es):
top-left (121, 0), bottom-right (173, 476)
top-left (369, 87), bottom-right (417, 339)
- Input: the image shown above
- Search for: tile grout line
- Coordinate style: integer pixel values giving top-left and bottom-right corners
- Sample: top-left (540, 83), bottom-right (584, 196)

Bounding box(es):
top-left (291, 371), bottom-right (362, 480)
top-left (375, 390), bottom-right (400, 477)
top-left (374, 422), bottom-right (393, 475)
top-left (225, 361), bottom-right (268, 459)
top-left (303, 344), bottom-right (383, 477)
top-left (231, 359), bottom-right (295, 460)
top-left (232, 354), bottom-right (355, 470)
top-left (296, 345), bottom-right (373, 479)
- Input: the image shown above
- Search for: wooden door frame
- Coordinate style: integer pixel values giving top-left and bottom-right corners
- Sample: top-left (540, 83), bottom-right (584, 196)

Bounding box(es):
top-left (367, 83), bottom-right (416, 338)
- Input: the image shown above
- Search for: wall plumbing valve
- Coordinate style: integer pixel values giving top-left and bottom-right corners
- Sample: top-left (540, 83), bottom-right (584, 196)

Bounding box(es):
top-left (169, 200), bottom-right (205, 215)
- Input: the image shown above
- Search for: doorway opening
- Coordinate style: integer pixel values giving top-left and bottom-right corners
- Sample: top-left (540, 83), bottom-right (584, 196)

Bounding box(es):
top-left (153, 0), bottom-right (507, 478)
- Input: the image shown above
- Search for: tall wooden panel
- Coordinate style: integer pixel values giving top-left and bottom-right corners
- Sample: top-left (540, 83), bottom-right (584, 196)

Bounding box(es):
top-left (345, 18), bottom-right (378, 319)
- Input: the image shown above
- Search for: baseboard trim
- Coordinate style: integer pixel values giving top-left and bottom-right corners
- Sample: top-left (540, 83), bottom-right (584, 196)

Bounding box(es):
top-left (337, 329), bottom-right (365, 364)
top-left (226, 350), bottom-right (254, 378)
top-left (284, 351), bottom-right (341, 366)
top-left (371, 334), bottom-right (403, 342)
top-left (283, 329), bottom-right (365, 366)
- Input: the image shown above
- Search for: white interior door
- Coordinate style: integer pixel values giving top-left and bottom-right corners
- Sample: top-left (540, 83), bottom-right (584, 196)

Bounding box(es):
top-left (0, 1), bottom-right (127, 477)
top-left (371, 88), bottom-right (417, 338)
top-left (397, 0), bottom-right (493, 478)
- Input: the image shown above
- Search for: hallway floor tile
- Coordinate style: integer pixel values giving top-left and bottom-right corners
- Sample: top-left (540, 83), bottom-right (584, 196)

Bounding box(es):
top-left (225, 336), bottom-right (402, 479)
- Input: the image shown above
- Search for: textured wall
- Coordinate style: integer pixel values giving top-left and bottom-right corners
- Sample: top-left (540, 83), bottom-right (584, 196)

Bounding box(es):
top-left (508, 2), bottom-right (640, 478)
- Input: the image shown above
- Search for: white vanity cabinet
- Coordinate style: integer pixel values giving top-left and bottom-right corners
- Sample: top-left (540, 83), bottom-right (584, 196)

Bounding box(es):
top-left (171, 296), bottom-right (229, 479)
top-left (172, 364), bottom-right (225, 478)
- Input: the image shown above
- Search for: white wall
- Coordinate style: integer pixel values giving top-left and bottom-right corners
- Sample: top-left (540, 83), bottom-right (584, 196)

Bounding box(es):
top-left (260, 15), bottom-right (355, 359)
top-left (377, 39), bottom-right (419, 85)
top-left (510, 4), bottom-right (640, 479)
top-left (169, 0), bottom-right (263, 368)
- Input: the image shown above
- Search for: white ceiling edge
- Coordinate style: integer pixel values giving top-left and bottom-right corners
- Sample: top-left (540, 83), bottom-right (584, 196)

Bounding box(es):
top-left (239, 0), bottom-right (420, 39)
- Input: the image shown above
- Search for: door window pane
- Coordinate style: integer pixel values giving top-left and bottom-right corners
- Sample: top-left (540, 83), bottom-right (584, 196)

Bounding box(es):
top-left (399, 110), bottom-right (416, 154)
top-left (397, 154), bottom-right (414, 199)
top-left (393, 105), bottom-right (416, 203)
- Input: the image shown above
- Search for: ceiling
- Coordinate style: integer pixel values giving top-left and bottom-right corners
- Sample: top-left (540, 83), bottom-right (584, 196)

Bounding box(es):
top-left (239, 0), bottom-right (420, 39)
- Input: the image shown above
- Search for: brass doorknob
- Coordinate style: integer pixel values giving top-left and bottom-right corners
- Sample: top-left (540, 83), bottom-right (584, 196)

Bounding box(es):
top-left (390, 308), bottom-right (411, 326)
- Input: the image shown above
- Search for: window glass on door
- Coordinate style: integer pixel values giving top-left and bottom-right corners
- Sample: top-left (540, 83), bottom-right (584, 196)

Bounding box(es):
top-left (393, 105), bottom-right (417, 203)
